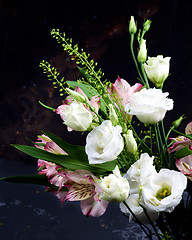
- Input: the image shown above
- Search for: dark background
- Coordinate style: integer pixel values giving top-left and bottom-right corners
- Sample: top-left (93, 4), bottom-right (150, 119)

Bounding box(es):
top-left (0, 0), bottom-right (192, 239)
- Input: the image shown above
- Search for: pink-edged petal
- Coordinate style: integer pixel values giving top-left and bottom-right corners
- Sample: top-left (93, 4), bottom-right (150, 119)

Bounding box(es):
top-left (75, 86), bottom-right (89, 101)
top-left (89, 95), bottom-right (100, 113)
top-left (65, 183), bottom-right (94, 201)
top-left (81, 197), bottom-right (108, 217)
top-left (45, 141), bottom-right (67, 155)
top-left (185, 122), bottom-right (192, 135)
top-left (176, 155), bottom-right (192, 178)
top-left (111, 77), bottom-right (143, 107)
top-left (63, 169), bottom-right (93, 184)
top-left (125, 83), bottom-right (143, 104)
top-left (168, 136), bottom-right (192, 153)
top-left (55, 104), bottom-right (68, 121)
top-left (50, 190), bottom-right (68, 205)
top-left (49, 175), bottom-right (66, 190)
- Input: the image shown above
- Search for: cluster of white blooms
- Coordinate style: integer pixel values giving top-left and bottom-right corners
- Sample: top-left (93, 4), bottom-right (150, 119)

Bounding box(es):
top-left (120, 153), bottom-right (187, 223)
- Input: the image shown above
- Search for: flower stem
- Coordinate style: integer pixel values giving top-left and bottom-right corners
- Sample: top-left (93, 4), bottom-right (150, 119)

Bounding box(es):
top-left (123, 201), bottom-right (153, 239)
top-left (153, 124), bottom-right (161, 162)
top-left (141, 63), bottom-right (150, 89)
top-left (130, 34), bottom-right (145, 85)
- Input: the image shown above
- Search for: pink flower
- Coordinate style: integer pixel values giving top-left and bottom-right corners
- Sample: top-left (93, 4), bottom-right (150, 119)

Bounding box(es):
top-left (57, 169), bottom-right (108, 217)
top-left (35, 134), bottom-right (67, 189)
top-left (185, 122), bottom-right (192, 135)
top-left (176, 155), bottom-right (192, 181)
top-left (168, 122), bottom-right (192, 153)
top-left (168, 136), bottom-right (192, 153)
top-left (109, 76), bottom-right (143, 107)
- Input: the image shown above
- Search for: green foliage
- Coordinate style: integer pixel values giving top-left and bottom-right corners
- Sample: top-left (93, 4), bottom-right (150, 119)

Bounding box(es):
top-left (0, 174), bottom-right (61, 190)
top-left (39, 60), bottom-right (65, 96)
top-left (174, 147), bottom-right (192, 159)
top-left (12, 131), bottom-right (117, 177)
top-left (50, 29), bottom-right (107, 96)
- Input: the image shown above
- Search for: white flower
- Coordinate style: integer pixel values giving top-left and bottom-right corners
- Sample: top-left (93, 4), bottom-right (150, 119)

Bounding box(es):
top-left (61, 101), bottom-right (93, 131)
top-left (120, 194), bottom-right (159, 224)
top-left (125, 88), bottom-right (174, 124)
top-left (124, 153), bottom-right (157, 194)
top-left (144, 55), bottom-right (171, 88)
top-left (85, 120), bottom-right (124, 164)
top-left (140, 169), bottom-right (187, 213)
top-left (100, 166), bottom-right (130, 203)
top-left (123, 130), bottom-right (137, 155)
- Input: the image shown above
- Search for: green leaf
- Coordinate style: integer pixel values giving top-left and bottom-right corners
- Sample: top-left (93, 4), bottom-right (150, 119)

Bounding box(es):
top-left (66, 80), bottom-right (107, 114)
top-left (0, 174), bottom-right (59, 189)
top-left (41, 131), bottom-right (117, 172)
top-left (174, 147), bottom-right (192, 159)
top-left (12, 144), bottom-right (114, 175)
top-left (42, 130), bottom-right (88, 161)
top-left (38, 101), bottom-right (56, 111)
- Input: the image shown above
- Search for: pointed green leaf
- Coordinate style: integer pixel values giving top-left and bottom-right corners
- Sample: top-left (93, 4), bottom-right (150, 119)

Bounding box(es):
top-left (0, 174), bottom-right (57, 189)
top-left (66, 80), bottom-right (107, 114)
top-left (174, 147), bottom-right (192, 159)
top-left (12, 144), bottom-right (114, 175)
top-left (42, 131), bottom-right (88, 161)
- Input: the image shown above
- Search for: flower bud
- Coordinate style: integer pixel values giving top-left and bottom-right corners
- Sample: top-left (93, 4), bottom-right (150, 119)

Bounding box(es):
top-left (100, 166), bottom-right (130, 203)
top-left (143, 19), bottom-right (152, 32)
top-left (123, 130), bottom-right (137, 155)
top-left (138, 39), bottom-right (147, 63)
top-left (172, 115), bottom-right (185, 128)
top-left (109, 104), bottom-right (118, 126)
top-left (66, 88), bottom-right (86, 103)
top-left (129, 16), bottom-right (137, 34)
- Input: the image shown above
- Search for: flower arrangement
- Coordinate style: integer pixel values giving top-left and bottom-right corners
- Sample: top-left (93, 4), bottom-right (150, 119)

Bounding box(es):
top-left (2, 16), bottom-right (192, 239)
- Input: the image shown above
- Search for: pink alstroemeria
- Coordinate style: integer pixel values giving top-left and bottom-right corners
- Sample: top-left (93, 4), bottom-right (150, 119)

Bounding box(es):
top-left (168, 136), bottom-right (192, 153)
top-left (57, 169), bottom-right (108, 217)
top-left (55, 86), bottom-right (100, 131)
top-left (35, 134), bottom-right (67, 189)
top-left (109, 76), bottom-right (143, 107)
top-left (176, 155), bottom-right (192, 181)
top-left (168, 122), bottom-right (192, 153)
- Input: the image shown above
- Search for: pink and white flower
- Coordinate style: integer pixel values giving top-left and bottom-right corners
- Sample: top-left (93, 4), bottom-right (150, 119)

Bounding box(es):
top-left (168, 122), bottom-right (192, 153)
top-left (35, 134), bottom-right (67, 189)
top-left (109, 76), bottom-right (143, 108)
top-left (57, 169), bottom-right (108, 217)
top-left (56, 86), bottom-right (100, 131)
top-left (176, 155), bottom-right (192, 181)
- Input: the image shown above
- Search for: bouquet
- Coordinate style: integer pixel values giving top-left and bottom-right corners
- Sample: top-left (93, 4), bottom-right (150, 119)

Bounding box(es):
top-left (2, 16), bottom-right (192, 239)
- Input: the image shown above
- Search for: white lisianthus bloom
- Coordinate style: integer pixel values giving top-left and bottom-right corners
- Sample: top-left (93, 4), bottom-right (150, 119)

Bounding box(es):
top-left (62, 101), bottom-right (93, 131)
top-left (100, 166), bottom-right (130, 203)
top-left (125, 88), bottom-right (174, 124)
top-left (140, 169), bottom-right (187, 213)
top-left (124, 153), bottom-right (157, 194)
top-left (144, 55), bottom-right (171, 88)
top-left (120, 194), bottom-right (159, 224)
top-left (85, 120), bottom-right (124, 164)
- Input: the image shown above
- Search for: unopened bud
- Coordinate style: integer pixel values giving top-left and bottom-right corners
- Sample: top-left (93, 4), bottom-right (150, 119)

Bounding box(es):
top-left (66, 88), bottom-right (86, 103)
top-left (109, 104), bottom-right (118, 126)
top-left (129, 16), bottom-right (137, 34)
top-left (138, 39), bottom-right (147, 63)
top-left (143, 19), bottom-right (152, 32)
top-left (123, 130), bottom-right (137, 155)
top-left (172, 115), bottom-right (185, 128)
